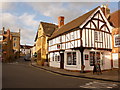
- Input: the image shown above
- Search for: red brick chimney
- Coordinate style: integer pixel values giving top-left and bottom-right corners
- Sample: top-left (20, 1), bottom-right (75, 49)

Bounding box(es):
top-left (7, 29), bottom-right (10, 36)
top-left (58, 16), bottom-right (64, 28)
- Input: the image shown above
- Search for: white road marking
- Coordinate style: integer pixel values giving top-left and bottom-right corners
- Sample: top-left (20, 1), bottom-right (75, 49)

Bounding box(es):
top-left (80, 81), bottom-right (118, 89)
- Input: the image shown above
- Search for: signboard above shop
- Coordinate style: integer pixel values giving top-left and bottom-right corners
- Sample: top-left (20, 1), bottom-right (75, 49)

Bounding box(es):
top-left (114, 34), bottom-right (120, 47)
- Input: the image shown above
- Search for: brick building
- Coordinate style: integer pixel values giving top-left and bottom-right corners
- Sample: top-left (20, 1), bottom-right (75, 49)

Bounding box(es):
top-left (110, 10), bottom-right (120, 68)
top-left (0, 27), bottom-right (20, 62)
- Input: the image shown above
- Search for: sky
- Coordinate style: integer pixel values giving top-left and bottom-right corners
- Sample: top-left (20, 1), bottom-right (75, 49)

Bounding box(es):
top-left (0, 1), bottom-right (119, 46)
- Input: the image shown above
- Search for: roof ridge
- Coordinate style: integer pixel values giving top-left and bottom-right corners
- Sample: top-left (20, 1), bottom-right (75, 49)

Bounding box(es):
top-left (50, 6), bottom-right (100, 39)
top-left (110, 9), bottom-right (120, 15)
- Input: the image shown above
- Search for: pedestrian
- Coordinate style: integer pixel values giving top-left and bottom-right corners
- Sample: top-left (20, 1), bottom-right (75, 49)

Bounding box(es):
top-left (93, 64), bottom-right (97, 74)
top-left (96, 62), bottom-right (102, 75)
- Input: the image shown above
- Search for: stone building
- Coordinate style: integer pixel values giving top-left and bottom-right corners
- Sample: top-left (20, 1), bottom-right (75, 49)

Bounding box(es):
top-left (34, 22), bottom-right (57, 65)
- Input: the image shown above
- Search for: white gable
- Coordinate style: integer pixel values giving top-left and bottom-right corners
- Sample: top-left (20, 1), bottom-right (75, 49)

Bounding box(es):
top-left (79, 7), bottom-right (113, 33)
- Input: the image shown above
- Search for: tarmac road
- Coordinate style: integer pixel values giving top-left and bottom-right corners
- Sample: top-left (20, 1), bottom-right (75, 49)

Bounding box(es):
top-left (2, 61), bottom-right (119, 89)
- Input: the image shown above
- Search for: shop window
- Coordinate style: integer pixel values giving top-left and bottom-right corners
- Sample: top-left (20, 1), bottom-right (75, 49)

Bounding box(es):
top-left (96, 52), bottom-right (100, 63)
top-left (90, 52), bottom-right (101, 66)
top-left (55, 54), bottom-right (58, 61)
top-left (85, 54), bottom-right (89, 60)
top-left (53, 53), bottom-right (54, 61)
top-left (55, 54), bottom-right (60, 61)
top-left (67, 52), bottom-right (76, 65)
top-left (90, 52), bottom-right (95, 66)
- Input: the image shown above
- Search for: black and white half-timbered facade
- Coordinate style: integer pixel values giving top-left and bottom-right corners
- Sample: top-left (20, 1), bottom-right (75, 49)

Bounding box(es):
top-left (48, 6), bottom-right (113, 71)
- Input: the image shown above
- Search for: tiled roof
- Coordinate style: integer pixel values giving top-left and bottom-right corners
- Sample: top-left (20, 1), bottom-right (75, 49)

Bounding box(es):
top-left (41, 22), bottom-right (58, 36)
top-left (34, 22), bottom-right (58, 41)
top-left (49, 6), bottom-right (100, 40)
top-left (110, 10), bottom-right (120, 28)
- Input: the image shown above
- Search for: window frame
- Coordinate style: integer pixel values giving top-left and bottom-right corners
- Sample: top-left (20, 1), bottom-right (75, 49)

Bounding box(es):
top-left (67, 52), bottom-right (76, 65)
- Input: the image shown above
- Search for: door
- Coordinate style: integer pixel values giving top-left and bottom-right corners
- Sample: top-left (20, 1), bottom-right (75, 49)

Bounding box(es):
top-left (60, 53), bottom-right (64, 69)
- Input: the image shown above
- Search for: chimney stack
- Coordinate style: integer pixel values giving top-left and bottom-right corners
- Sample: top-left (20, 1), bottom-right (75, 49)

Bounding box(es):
top-left (2, 27), bottom-right (5, 34)
top-left (7, 29), bottom-right (10, 36)
top-left (58, 16), bottom-right (64, 28)
top-left (101, 4), bottom-right (110, 19)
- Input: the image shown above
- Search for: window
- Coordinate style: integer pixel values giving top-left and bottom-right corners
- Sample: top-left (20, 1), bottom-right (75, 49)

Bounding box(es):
top-left (14, 43), bottom-right (16, 47)
top-left (53, 52), bottom-right (60, 62)
top-left (85, 54), bottom-right (89, 60)
top-left (0, 44), bottom-right (2, 49)
top-left (90, 52), bottom-right (95, 66)
top-left (99, 32), bottom-right (102, 42)
top-left (49, 40), bottom-right (53, 46)
top-left (55, 54), bottom-right (60, 61)
top-left (96, 52), bottom-right (100, 63)
top-left (70, 32), bottom-right (74, 40)
top-left (57, 44), bottom-right (60, 49)
top-left (67, 52), bottom-right (76, 65)
top-left (95, 31), bottom-right (98, 41)
top-left (14, 38), bottom-right (16, 41)
top-left (95, 31), bottom-right (102, 42)
top-left (52, 53), bottom-right (54, 61)
top-left (0, 37), bottom-right (2, 41)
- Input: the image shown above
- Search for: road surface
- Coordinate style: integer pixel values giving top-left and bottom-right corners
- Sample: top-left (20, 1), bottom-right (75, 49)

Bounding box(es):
top-left (2, 60), bottom-right (119, 89)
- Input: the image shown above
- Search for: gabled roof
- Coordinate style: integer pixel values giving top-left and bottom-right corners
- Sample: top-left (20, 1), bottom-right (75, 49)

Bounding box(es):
top-left (41, 22), bottom-right (58, 36)
top-left (49, 6), bottom-right (100, 40)
top-left (34, 22), bottom-right (58, 41)
top-left (110, 10), bottom-right (120, 28)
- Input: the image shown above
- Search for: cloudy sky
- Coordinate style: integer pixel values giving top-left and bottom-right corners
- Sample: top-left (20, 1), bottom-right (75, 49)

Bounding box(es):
top-left (0, 1), bottom-right (119, 46)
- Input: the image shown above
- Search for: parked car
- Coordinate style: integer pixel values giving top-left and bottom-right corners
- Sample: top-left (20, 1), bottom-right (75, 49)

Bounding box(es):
top-left (24, 54), bottom-right (31, 61)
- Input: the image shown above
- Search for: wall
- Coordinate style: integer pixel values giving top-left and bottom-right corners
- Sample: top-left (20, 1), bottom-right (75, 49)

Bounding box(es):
top-left (112, 28), bottom-right (120, 68)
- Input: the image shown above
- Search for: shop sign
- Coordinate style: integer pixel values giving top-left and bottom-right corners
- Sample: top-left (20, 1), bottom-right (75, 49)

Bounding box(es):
top-left (114, 34), bottom-right (120, 47)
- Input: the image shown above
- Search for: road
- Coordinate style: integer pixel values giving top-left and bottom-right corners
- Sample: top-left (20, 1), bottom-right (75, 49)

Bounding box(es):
top-left (2, 59), bottom-right (119, 89)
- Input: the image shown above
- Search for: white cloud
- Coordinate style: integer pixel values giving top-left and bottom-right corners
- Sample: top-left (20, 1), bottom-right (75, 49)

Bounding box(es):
top-left (0, 2), bottom-right (14, 12)
top-left (1, 12), bottom-right (39, 45)
top-left (19, 13), bottom-right (39, 28)
top-left (27, 2), bottom-right (98, 23)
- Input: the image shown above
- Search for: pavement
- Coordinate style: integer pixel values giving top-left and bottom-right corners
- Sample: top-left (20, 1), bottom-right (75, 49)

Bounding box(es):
top-left (31, 62), bottom-right (120, 83)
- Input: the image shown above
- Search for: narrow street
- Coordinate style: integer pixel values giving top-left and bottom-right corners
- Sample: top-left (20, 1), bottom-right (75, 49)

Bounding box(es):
top-left (2, 58), bottom-right (119, 89)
